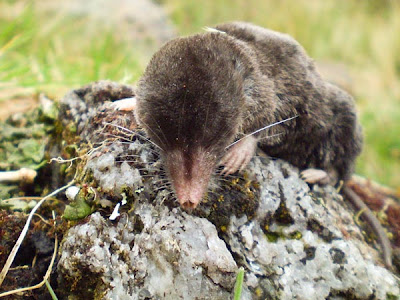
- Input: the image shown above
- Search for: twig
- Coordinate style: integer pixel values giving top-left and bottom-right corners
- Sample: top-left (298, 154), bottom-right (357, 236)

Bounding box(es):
top-left (50, 140), bottom-right (110, 164)
top-left (33, 213), bottom-right (52, 226)
top-left (8, 266), bottom-right (29, 271)
top-left (351, 174), bottom-right (398, 198)
top-left (32, 254), bottom-right (37, 268)
top-left (343, 185), bottom-right (393, 268)
top-left (0, 168), bottom-right (37, 184)
top-left (2, 196), bottom-right (58, 203)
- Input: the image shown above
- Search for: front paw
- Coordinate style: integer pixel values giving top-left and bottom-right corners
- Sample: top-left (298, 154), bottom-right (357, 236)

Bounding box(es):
top-left (220, 136), bottom-right (258, 175)
top-left (110, 97), bottom-right (137, 111)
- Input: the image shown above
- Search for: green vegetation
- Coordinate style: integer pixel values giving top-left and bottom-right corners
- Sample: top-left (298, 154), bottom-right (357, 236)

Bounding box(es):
top-left (0, 0), bottom-right (399, 187)
top-left (0, 2), bottom-right (146, 98)
top-left (45, 280), bottom-right (59, 300)
top-left (233, 267), bottom-right (245, 300)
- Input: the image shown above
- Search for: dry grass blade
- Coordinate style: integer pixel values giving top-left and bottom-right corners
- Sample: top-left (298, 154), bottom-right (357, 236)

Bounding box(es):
top-left (0, 180), bottom-right (74, 288)
top-left (0, 211), bottom-right (59, 297)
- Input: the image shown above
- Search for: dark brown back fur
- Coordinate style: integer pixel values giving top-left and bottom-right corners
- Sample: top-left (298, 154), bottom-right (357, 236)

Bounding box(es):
top-left (216, 22), bottom-right (363, 180)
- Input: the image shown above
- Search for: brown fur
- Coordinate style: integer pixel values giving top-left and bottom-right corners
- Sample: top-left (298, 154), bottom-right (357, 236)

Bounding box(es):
top-left (134, 22), bottom-right (395, 266)
top-left (136, 21), bottom-right (362, 182)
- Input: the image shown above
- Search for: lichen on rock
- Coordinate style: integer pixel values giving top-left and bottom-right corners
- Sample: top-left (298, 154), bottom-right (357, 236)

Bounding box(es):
top-left (56, 81), bottom-right (400, 299)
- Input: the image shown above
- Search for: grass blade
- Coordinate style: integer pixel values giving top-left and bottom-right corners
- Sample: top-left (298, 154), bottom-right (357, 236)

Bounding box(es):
top-left (233, 267), bottom-right (245, 300)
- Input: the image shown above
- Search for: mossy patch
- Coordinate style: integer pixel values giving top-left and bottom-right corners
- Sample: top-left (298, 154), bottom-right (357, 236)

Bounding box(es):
top-left (193, 173), bottom-right (260, 230)
top-left (0, 96), bottom-right (58, 200)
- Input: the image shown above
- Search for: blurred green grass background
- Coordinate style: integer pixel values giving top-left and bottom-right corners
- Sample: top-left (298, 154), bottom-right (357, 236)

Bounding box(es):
top-left (0, 0), bottom-right (399, 188)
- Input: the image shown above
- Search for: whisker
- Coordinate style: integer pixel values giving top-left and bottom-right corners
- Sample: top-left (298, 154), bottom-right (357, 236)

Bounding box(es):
top-left (114, 140), bottom-right (150, 147)
top-left (98, 122), bottom-right (131, 136)
top-left (139, 119), bottom-right (168, 151)
top-left (153, 182), bottom-right (171, 188)
top-left (103, 122), bottom-right (135, 134)
top-left (153, 185), bottom-right (172, 192)
top-left (206, 190), bottom-right (221, 197)
top-left (258, 132), bottom-right (285, 141)
top-left (140, 174), bottom-right (159, 178)
top-left (215, 177), bottom-right (238, 183)
top-left (151, 116), bottom-right (170, 149)
top-left (225, 115), bottom-right (298, 149)
top-left (214, 173), bottom-right (248, 183)
top-left (147, 178), bottom-right (170, 184)
top-left (118, 154), bottom-right (144, 158)
top-left (163, 192), bottom-right (176, 199)
top-left (104, 133), bottom-right (134, 143)
top-left (114, 141), bottom-right (160, 156)
top-left (103, 122), bottom-right (164, 151)
top-left (113, 157), bottom-right (148, 163)
top-left (114, 159), bottom-right (158, 165)
top-left (115, 160), bottom-right (145, 164)
top-left (152, 183), bottom-right (171, 189)
top-left (159, 192), bottom-right (176, 203)
top-left (138, 170), bottom-right (166, 176)
top-left (159, 189), bottom-right (174, 195)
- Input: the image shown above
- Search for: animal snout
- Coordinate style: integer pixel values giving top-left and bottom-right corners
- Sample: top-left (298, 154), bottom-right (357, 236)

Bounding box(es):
top-left (180, 199), bottom-right (199, 210)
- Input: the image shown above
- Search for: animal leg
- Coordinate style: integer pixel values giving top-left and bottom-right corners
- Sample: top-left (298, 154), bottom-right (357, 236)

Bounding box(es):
top-left (220, 136), bottom-right (258, 175)
top-left (300, 168), bottom-right (338, 185)
top-left (110, 97), bottom-right (137, 111)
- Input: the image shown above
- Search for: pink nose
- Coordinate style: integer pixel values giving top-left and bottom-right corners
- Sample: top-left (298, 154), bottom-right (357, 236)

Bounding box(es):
top-left (180, 199), bottom-right (199, 210)
top-left (176, 183), bottom-right (204, 210)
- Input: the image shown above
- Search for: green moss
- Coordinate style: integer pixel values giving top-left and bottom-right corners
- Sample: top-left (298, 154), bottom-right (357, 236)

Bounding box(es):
top-left (307, 219), bottom-right (336, 243)
top-left (386, 293), bottom-right (399, 300)
top-left (288, 230), bottom-right (302, 240)
top-left (0, 114), bottom-right (54, 171)
top-left (58, 269), bottom-right (107, 300)
top-left (265, 232), bottom-right (280, 243)
top-left (194, 175), bottom-right (260, 230)
top-left (63, 190), bottom-right (93, 220)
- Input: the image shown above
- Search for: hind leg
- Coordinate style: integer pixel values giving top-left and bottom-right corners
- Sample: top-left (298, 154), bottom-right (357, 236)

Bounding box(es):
top-left (300, 168), bottom-right (338, 185)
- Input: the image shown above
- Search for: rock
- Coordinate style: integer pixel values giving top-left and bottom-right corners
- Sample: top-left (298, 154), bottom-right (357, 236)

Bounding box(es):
top-left (59, 210), bottom-right (236, 300)
top-left (57, 81), bottom-right (399, 299)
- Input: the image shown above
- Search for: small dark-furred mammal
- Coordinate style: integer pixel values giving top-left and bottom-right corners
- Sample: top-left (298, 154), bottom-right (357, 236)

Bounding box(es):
top-left (135, 21), bottom-right (363, 203)
top-left (115, 22), bottom-right (391, 267)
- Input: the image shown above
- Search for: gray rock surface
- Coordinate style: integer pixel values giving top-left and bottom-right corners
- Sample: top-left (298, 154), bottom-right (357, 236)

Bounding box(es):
top-left (57, 82), bottom-right (399, 299)
top-left (60, 209), bottom-right (236, 300)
